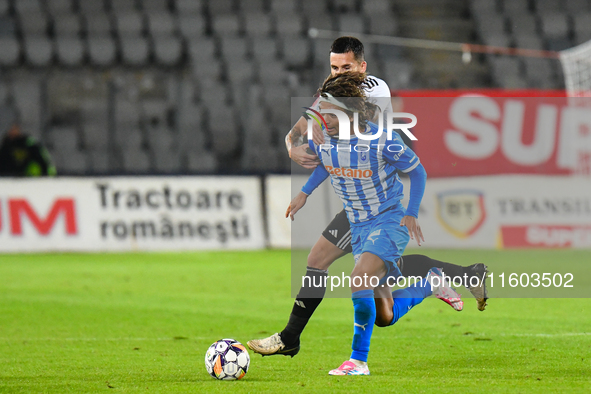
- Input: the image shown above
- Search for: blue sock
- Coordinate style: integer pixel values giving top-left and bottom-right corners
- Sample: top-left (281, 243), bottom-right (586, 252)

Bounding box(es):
top-left (389, 278), bottom-right (432, 326)
top-left (350, 289), bottom-right (375, 363)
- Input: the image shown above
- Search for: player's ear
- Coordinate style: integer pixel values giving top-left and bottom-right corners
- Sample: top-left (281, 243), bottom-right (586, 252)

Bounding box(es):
top-left (360, 61), bottom-right (367, 72)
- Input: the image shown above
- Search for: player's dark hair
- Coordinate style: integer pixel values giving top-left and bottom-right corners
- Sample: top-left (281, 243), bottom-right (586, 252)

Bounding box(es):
top-left (317, 71), bottom-right (377, 128)
top-left (330, 36), bottom-right (364, 63)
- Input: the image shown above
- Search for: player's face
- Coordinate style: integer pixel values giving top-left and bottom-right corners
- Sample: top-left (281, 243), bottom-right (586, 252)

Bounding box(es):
top-left (329, 52), bottom-right (367, 76)
top-left (319, 102), bottom-right (353, 137)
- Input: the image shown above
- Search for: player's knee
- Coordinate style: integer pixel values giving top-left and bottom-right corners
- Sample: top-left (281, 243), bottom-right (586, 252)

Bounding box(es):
top-left (375, 313), bottom-right (393, 327)
top-left (307, 249), bottom-right (331, 270)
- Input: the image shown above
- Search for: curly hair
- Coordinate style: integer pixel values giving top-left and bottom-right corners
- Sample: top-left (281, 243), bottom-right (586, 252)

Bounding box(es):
top-left (317, 71), bottom-right (377, 128)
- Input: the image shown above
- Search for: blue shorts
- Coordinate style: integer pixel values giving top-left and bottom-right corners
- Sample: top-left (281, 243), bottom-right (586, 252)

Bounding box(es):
top-left (350, 203), bottom-right (409, 282)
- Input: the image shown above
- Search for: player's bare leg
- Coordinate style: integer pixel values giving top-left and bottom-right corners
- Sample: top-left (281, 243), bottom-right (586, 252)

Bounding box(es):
top-left (248, 236), bottom-right (346, 356)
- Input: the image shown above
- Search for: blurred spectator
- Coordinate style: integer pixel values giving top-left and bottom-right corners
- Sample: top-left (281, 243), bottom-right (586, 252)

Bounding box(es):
top-left (0, 107), bottom-right (56, 177)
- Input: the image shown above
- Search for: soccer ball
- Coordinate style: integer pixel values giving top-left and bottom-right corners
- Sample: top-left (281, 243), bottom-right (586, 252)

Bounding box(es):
top-left (205, 339), bottom-right (250, 380)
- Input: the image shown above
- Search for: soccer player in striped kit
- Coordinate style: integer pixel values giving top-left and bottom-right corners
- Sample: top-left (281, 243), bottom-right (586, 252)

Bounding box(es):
top-left (305, 71), bottom-right (462, 375)
top-left (248, 37), bottom-right (487, 360)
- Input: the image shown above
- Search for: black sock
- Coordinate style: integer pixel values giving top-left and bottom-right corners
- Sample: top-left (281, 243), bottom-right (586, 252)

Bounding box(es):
top-left (280, 267), bottom-right (327, 346)
top-left (399, 254), bottom-right (467, 285)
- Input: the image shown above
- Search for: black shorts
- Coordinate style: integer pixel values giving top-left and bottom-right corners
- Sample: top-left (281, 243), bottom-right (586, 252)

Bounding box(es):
top-left (322, 210), bottom-right (353, 254)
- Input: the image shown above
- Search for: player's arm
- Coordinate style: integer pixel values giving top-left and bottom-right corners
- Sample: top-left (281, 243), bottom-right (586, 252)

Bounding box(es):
top-left (286, 164), bottom-right (329, 220)
top-left (285, 116), bottom-right (321, 169)
top-left (384, 140), bottom-right (426, 246)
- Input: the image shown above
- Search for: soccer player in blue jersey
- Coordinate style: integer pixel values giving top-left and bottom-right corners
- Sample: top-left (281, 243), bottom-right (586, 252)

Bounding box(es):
top-left (296, 72), bottom-right (462, 375)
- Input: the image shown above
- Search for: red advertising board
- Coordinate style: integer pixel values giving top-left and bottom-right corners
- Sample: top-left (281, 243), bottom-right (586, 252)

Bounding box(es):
top-left (397, 92), bottom-right (591, 177)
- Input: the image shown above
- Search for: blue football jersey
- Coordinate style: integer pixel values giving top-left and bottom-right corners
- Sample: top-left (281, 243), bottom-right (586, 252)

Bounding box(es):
top-left (309, 122), bottom-right (421, 224)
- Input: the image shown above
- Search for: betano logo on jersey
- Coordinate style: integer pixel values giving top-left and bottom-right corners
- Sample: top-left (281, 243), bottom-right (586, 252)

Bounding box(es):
top-left (325, 165), bottom-right (373, 178)
top-left (303, 106), bottom-right (418, 142)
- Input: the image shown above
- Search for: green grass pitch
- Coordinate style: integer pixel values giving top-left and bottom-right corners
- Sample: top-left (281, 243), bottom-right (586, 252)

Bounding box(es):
top-left (1, 250), bottom-right (591, 393)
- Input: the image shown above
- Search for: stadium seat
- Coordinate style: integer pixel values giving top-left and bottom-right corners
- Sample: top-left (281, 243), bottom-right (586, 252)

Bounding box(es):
top-left (19, 12), bottom-right (49, 35)
top-left (175, 0), bottom-right (203, 14)
top-left (14, 0), bottom-right (43, 15)
top-left (481, 32), bottom-right (512, 47)
top-left (207, 107), bottom-right (240, 155)
top-left (565, 0), bottom-right (589, 13)
top-left (23, 35), bottom-right (54, 66)
top-left (85, 13), bottom-right (113, 34)
top-left (269, 0), bottom-right (298, 14)
top-left (48, 126), bottom-right (79, 152)
top-left (88, 149), bottom-right (110, 172)
top-left (152, 146), bottom-right (182, 172)
top-left (282, 37), bottom-right (311, 68)
top-left (115, 127), bottom-right (144, 149)
top-left (312, 37), bottom-right (333, 66)
top-left (508, 14), bottom-right (538, 36)
top-left (470, 0), bottom-right (498, 15)
top-left (186, 150), bottom-right (217, 172)
top-left (120, 36), bottom-right (150, 65)
top-left (534, 0), bottom-right (562, 14)
top-left (252, 37), bottom-right (278, 61)
top-left (361, 0), bottom-right (390, 14)
top-left (243, 13), bottom-right (273, 37)
top-left (122, 148), bottom-right (152, 172)
top-left (47, 0), bottom-right (73, 15)
top-left (257, 59), bottom-right (288, 85)
top-left (523, 58), bottom-right (556, 88)
top-left (240, 0), bottom-right (266, 13)
top-left (192, 58), bottom-right (223, 81)
top-left (220, 37), bottom-right (250, 61)
top-left (141, 0), bottom-right (171, 12)
top-left (178, 14), bottom-right (206, 38)
top-left (115, 98), bottom-right (141, 128)
top-left (56, 36), bottom-right (85, 66)
top-left (82, 123), bottom-right (109, 150)
top-left (52, 148), bottom-right (88, 174)
top-left (337, 15), bottom-right (366, 35)
top-left (0, 37), bottom-right (20, 66)
top-left (78, 0), bottom-right (107, 15)
top-left (0, 0), bottom-right (8, 15)
top-left (212, 14), bottom-right (242, 36)
top-left (114, 12), bottom-right (146, 37)
top-left (490, 56), bottom-right (524, 87)
top-left (153, 35), bottom-right (183, 66)
top-left (53, 13), bottom-right (82, 37)
top-left (306, 12), bottom-right (334, 32)
top-left (146, 128), bottom-right (176, 152)
top-left (474, 13), bottom-right (506, 36)
top-left (0, 15), bottom-right (16, 36)
top-left (110, 0), bottom-right (137, 12)
top-left (274, 14), bottom-right (303, 37)
top-left (502, 0), bottom-right (530, 14)
top-left (226, 60), bottom-right (255, 84)
top-left (366, 14), bottom-right (399, 36)
top-left (207, 0), bottom-right (236, 15)
top-left (146, 13), bottom-right (178, 37)
top-left (241, 144), bottom-right (279, 172)
top-left (539, 13), bottom-right (569, 39)
top-left (0, 81), bottom-right (9, 104)
top-left (514, 34), bottom-right (544, 50)
top-left (87, 35), bottom-right (117, 66)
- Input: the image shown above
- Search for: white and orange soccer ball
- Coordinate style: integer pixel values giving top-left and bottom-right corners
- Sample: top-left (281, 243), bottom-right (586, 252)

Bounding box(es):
top-left (205, 339), bottom-right (250, 380)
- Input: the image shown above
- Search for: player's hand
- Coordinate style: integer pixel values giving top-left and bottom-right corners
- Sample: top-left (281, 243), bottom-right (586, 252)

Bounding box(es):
top-left (289, 145), bottom-right (320, 169)
top-left (286, 192), bottom-right (308, 221)
top-left (400, 216), bottom-right (424, 246)
top-left (311, 122), bottom-right (324, 146)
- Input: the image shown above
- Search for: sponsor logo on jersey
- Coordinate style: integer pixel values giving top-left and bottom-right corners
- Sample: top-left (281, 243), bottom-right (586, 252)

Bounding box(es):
top-left (358, 149), bottom-right (369, 164)
top-left (367, 229), bottom-right (381, 244)
top-left (328, 229), bottom-right (338, 238)
top-left (325, 166), bottom-right (373, 178)
top-left (436, 190), bottom-right (486, 238)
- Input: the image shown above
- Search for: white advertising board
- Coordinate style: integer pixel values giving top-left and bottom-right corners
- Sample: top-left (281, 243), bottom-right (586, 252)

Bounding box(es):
top-left (0, 177), bottom-right (265, 252)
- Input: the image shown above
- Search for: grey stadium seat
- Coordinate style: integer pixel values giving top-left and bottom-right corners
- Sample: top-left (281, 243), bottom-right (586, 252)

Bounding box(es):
top-left (226, 60), bottom-right (255, 84)
top-left (192, 58), bottom-right (223, 80)
top-left (85, 13), bottom-right (113, 34)
top-left (56, 36), bottom-right (85, 66)
top-left (88, 35), bottom-right (117, 66)
top-left (282, 37), bottom-right (311, 68)
top-left (153, 146), bottom-right (182, 172)
top-left (120, 36), bottom-right (150, 65)
top-left (0, 15), bottom-right (16, 36)
top-left (19, 12), bottom-right (48, 35)
top-left (175, 0), bottom-right (203, 13)
top-left (88, 149), bottom-right (110, 172)
top-left (539, 13), bottom-right (569, 39)
top-left (366, 14), bottom-right (398, 36)
top-left (52, 148), bottom-right (88, 174)
top-left (240, 0), bottom-right (265, 13)
top-left (111, 0), bottom-right (137, 12)
top-left (49, 126), bottom-right (79, 152)
top-left (178, 14), bottom-right (206, 39)
top-left (252, 37), bottom-right (278, 61)
top-left (114, 12), bottom-right (145, 37)
top-left (565, 0), bottom-right (589, 13)
top-left (361, 0), bottom-right (390, 13)
top-left (502, 0), bottom-right (530, 14)
top-left (212, 14), bottom-right (241, 36)
top-left (208, 0), bottom-right (235, 15)
top-left (14, 0), bottom-right (43, 15)
top-left (186, 151), bottom-right (217, 172)
top-left (187, 37), bottom-right (216, 60)
top-left (274, 14), bottom-right (303, 37)
top-left (0, 37), bottom-right (20, 66)
top-left (82, 123), bottom-right (109, 150)
top-left (481, 32), bottom-right (512, 47)
top-left (220, 37), bottom-right (249, 60)
top-left (523, 58), bottom-right (555, 88)
top-left (146, 13), bottom-right (177, 36)
top-left (78, 0), bottom-right (107, 14)
top-left (257, 60), bottom-right (287, 85)
top-left (24, 35), bottom-right (54, 66)
top-left (141, 0), bottom-right (171, 11)
top-left (207, 108), bottom-right (239, 155)
top-left (337, 14), bottom-right (366, 35)
top-left (0, 0), bottom-right (9, 15)
top-left (514, 34), bottom-right (544, 50)
top-left (574, 13), bottom-right (591, 44)
top-left (115, 127), bottom-right (144, 149)
top-left (122, 148), bottom-right (152, 172)
top-left (333, 0), bottom-right (357, 13)
top-left (535, 0), bottom-right (562, 14)
top-left (53, 13), bottom-right (82, 37)
top-left (153, 36), bottom-right (183, 66)
top-left (269, 0), bottom-right (298, 14)
top-left (243, 13), bottom-right (273, 37)
top-left (47, 0), bottom-right (73, 15)
top-left (508, 14), bottom-right (538, 35)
